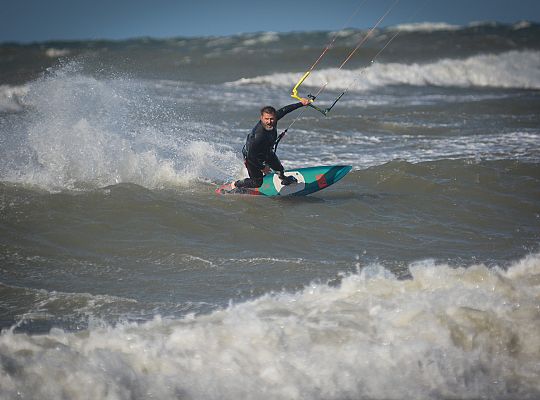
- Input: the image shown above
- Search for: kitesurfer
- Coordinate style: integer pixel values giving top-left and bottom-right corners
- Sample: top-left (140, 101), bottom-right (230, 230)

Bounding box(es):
top-left (234, 98), bottom-right (310, 189)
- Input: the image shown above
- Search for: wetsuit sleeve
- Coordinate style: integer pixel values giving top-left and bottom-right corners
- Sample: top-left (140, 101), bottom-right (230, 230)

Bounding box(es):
top-left (276, 102), bottom-right (304, 121)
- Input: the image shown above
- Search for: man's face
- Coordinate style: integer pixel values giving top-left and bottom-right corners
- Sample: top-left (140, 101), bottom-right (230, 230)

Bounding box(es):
top-left (260, 112), bottom-right (276, 130)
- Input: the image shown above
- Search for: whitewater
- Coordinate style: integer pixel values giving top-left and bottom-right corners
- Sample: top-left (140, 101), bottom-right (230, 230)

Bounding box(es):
top-left (1, 255), bottom-right (540, 399)
top-left (230, 50), bottom-right (540, 91)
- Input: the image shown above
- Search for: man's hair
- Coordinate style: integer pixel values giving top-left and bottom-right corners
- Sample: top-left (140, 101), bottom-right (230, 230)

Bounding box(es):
top-left (260, 106), bottom-right (277, 116)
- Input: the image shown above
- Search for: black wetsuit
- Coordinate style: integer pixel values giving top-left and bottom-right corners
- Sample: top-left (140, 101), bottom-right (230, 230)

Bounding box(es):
top-left (235, 102), bottom-right (304, 188)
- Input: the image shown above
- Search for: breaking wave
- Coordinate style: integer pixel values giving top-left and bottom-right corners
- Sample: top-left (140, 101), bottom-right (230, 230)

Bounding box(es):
top-left (0, 63), bottom-right (239, 191)
top-left (1, 253), bottom-right (539, 399)
top-left (229, 50), bottom-right (540, 91)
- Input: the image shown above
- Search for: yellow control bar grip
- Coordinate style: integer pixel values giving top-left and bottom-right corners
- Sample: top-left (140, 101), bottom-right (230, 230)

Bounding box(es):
top-left (291, 71), bottom-right (312, 101)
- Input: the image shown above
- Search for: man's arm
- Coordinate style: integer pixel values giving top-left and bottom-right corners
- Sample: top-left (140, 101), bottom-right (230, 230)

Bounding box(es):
top-left (276, 98), bottom-right (310, 120)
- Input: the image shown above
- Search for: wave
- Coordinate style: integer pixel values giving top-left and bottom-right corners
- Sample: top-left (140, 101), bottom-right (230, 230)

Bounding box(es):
top-left (44, 48), bottom-right (71, 58)
top-left (388, 22), bottom-right (462, 32)
top-left (240, 32), bottom-right (280, 46)
top-left (228, 50), bottom-right (540, 91)
top-left (512, 21), bottom-right (533, 30)
top-left (0, 62), bottom-right (240, 191)
top-left (387, 20), bottom-right (534, 33)
top-left (1, 252), bottom-right (539, 399)
top-left (0, 84), bottom-right (28, 113)
top-left (0, 279), bottom-right (207, 333)
top-left (287, 130), bottom-right (540, 169)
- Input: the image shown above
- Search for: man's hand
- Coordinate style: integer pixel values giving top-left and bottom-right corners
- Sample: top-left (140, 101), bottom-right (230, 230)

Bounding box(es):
top-left (300, 98), bottom-right (311, 106)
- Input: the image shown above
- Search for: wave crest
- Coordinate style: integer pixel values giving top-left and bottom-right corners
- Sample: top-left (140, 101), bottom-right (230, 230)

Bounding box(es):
top-left (1, 253), bottom-right (539, 399)
top-left (0, 63), bottom-right (239, 191)
top-left (229, 50), bottom-right (540, 91)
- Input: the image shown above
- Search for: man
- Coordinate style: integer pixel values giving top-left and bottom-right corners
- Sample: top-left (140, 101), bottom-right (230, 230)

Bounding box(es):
top-left (234, 98), bottom-right (311, 189)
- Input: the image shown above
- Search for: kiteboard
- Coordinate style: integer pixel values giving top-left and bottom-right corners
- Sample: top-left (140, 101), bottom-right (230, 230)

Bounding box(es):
top-left (215, 165), bottom-right (352, 196)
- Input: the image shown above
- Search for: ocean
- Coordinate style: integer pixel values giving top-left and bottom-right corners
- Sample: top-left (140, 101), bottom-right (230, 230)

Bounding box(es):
top-left (1, 21), bottom-right (540, 399)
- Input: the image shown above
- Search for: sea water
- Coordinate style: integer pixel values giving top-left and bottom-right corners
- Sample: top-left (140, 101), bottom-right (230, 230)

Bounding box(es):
top-left (1, 22), bottom-right (539, 399)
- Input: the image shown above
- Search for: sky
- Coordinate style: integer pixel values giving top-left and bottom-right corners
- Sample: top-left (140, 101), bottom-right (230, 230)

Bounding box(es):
top-left (1, 0), bottom-right (539, 43)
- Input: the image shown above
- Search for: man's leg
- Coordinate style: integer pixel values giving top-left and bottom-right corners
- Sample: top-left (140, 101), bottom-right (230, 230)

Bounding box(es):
top-left (267, 153), bottom-right (296, 185)
top-left (234, 160), bottom-right (264, 188)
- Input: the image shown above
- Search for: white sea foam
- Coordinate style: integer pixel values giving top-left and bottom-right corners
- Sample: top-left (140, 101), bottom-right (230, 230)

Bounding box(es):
top-left (0, 84), bottom-right (28, 112)
top-left (388, 22), bottom-right (462, 32)
top-left (0, 63), bottom-right (239, 191)
top-left (329, 29), bottom-right (358, 38)
top-left (513, 20), bottom-right (532, 30)
top-left (44, 48), bottom-right (71, 58)
top-left (390, 20), bottom-right (529, 33)
top-left (228, 50), bottom-right (540, 91)
top-left (1, 253), bottom-right (539, 399)
top-left (285, 130), bottom-right (540, 169)
top-left (242, 32), bottom-right (280, 46)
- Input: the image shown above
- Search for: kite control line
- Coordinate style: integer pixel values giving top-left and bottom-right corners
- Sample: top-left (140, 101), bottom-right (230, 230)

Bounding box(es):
top-left (290, 1), bottom-right (366, 113)
top-left (319, 0), bottom-right (429, 113)
top-left (291, 0), bottom-right (400, 116)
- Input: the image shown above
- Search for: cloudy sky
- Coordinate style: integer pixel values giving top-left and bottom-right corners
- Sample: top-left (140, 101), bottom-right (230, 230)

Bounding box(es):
top-left (2, 0), bottom-right (539, 43)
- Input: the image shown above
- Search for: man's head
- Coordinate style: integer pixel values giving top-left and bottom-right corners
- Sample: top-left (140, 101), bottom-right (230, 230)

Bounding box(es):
top-left (260, 106), bottom-right (277, 130)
